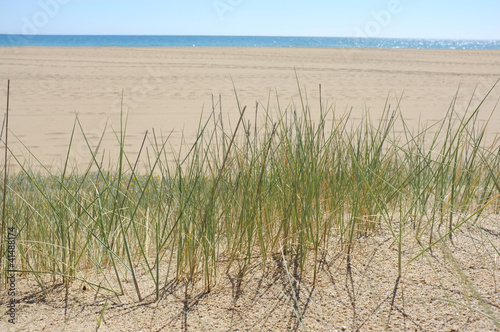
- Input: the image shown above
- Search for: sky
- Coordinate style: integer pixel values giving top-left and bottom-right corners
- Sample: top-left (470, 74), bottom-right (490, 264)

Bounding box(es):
top-left (0, 0), bottom-right (499, 40)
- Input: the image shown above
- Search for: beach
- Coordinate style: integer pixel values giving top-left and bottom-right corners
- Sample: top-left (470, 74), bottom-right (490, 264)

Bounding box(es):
top-left (1, 47), bottom-right (499, 169)
top-left (1, 46), bottom-right (500, 331)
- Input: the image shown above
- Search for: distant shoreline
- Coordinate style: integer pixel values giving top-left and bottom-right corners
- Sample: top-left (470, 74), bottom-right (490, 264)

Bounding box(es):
top-left (1, 34), bottom-right (499, 49)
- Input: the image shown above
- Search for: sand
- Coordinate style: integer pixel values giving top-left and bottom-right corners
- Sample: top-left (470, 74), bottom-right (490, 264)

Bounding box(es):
top-left (0, 47), bottom-right (499, 170)
top-left (0, 47), bottom-right (500, 330)
top-left (1, 216), bottom-right (499, 331)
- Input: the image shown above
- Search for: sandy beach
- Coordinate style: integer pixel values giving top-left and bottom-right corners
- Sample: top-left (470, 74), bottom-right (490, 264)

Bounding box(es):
top-left (1, 46), bottom-right (500, 331)
top-left (1, 47), bottom-right (499, 170)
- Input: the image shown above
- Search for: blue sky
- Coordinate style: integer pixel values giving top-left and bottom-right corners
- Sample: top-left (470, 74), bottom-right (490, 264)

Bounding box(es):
top-left (0, 0), bottom-right (499, 40)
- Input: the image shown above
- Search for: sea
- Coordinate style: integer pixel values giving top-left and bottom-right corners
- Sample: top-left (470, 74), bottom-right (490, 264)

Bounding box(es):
top-left (0, 34), bottom-right (499, 49)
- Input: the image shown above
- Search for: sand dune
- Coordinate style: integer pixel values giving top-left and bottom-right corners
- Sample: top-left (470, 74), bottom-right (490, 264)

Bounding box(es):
top-left (1, 46), bottom-right (500, 331)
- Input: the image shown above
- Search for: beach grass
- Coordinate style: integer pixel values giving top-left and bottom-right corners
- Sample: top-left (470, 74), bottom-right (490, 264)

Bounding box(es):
top-left (1, 81), bottom-right (499, 325)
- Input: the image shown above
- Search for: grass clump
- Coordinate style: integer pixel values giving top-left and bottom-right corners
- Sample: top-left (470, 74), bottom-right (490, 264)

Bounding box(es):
top-left (1, 80), bottom-right (499, 324)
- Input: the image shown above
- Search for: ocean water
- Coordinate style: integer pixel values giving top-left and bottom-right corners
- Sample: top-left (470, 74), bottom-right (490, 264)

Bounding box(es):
top-left (1, 34), bottom-right (499, 49)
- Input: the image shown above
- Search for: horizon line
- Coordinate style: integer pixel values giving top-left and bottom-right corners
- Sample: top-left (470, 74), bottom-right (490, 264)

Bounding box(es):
top-left (0, 33), bottom-right (499, 42)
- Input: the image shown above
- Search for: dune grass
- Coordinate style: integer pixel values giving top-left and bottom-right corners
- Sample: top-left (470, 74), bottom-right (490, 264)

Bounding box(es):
top-left (1, 81), bottom-right (499, 325)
